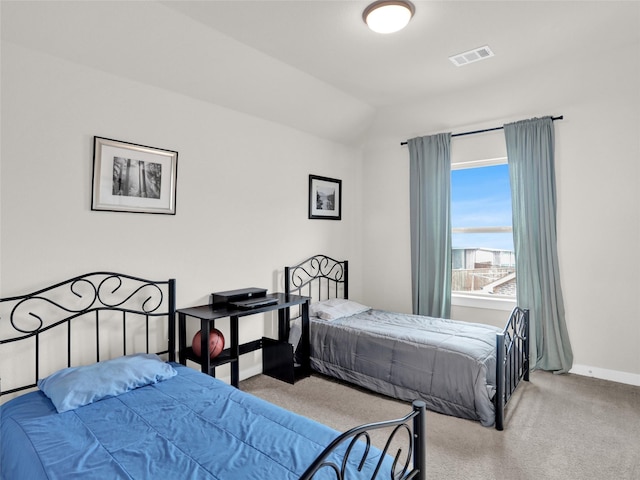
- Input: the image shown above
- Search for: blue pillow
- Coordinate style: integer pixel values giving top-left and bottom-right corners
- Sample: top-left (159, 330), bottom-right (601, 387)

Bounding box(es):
top-left (38, 353), bottom-right (177, 413)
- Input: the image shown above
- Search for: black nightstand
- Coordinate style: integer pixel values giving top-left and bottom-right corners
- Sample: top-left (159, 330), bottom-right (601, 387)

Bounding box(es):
top-left (176, 293), bottom-right (310, 387)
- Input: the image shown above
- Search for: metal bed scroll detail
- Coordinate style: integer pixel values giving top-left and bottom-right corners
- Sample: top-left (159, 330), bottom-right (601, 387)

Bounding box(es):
top-left (301, 400), bottom-right (427, 480)
top-left (0, 272), bottom-right (176, 397)
top-left (285, 254), bottom-right (348, 302)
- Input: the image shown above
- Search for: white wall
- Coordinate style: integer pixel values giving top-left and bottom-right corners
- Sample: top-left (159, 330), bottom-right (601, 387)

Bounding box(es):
top-left (0, 43), bottom-right (364, 385)
top-left (361, 41), bottom-right (640, 385)
top-left (2, 4), bottom-right (638, 391)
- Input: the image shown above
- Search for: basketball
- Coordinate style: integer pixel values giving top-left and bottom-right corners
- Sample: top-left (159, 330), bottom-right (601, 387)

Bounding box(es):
top-left (192, 329), bottom-right (225, 358)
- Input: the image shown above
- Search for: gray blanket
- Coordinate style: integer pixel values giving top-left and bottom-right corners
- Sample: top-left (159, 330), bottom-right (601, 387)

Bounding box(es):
top-left (309, 309), bottom-right (502, 426)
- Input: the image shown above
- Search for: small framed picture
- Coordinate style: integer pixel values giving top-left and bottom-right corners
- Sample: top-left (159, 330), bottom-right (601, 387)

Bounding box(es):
top-left (91, 136), bottom-right (178, 215)
top-left (309, 174), bottom-right (342, 220)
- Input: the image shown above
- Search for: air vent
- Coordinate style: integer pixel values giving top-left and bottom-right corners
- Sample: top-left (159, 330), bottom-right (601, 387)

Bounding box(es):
top-left (449, 45), bottom-right (494, 67)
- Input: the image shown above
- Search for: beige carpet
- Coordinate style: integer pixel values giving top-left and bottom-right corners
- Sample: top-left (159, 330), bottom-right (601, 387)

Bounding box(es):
top-left (240, 371), bottom-right (640, 480)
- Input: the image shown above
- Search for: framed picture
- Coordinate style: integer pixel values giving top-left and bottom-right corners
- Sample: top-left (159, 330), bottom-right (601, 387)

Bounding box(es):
top-left (91, 136), bottom-right (178, 215)
top-left (308, 174), bottom-right (342, 220)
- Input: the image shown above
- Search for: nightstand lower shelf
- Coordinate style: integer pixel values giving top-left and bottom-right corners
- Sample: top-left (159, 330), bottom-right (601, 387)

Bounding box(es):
top-left (262, 337), bottom-right (309, 384)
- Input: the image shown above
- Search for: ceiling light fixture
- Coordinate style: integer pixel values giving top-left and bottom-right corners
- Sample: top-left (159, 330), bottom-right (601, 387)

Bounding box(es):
top-left (363, 1), bottom-right (415, 34)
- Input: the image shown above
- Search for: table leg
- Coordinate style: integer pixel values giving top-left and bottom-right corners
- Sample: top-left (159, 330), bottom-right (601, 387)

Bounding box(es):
top-left (200, 319), bottom-right (211, 375)
top-left (301, 300), bottom-right (311, 374)
top-left (278, 307), bottom-right (289, 342)
top-left (178, 313), bottom-right (186, 365)
top-left (230, 315), bottom-right (239, 387)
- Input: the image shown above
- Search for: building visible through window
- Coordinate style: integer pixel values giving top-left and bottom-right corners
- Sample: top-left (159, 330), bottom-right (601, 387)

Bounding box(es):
top-left (451, 160), bottom-right (515, 297)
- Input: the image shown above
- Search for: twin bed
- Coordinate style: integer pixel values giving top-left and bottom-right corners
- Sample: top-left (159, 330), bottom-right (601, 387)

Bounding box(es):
top-left (0, 273), bottom-right (425, 480)
top-left (0, 257), bottom-right (529, 478)
top-left (285, 254), bottom-right (529, 431)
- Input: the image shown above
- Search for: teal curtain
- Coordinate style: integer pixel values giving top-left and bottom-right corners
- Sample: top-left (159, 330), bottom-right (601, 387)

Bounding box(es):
top-left (408, 133), bottom-right (452, 318)
top-left (504, 117), bottom-right (573, 373)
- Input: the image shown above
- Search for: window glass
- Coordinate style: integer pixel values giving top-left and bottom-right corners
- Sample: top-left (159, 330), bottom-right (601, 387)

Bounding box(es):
top-left (451, 161), bottom-right (515, 297)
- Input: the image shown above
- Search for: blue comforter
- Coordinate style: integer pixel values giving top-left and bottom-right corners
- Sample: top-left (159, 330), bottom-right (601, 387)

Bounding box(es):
top-left (0, 364), bottom-right (387, 479)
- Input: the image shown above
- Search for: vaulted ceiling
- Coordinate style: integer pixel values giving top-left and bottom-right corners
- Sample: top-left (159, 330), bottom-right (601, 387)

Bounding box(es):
top-left (2, 1), bottom-right (639, 144)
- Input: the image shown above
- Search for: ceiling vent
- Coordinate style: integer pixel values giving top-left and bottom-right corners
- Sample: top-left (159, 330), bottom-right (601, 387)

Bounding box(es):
top-left (449, 45), bottom-right (494, 67)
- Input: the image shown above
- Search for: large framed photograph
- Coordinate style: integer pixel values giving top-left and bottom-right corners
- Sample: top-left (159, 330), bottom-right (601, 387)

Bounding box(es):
top-left (92, 136), bottom-right (178, 215)
top-left (309, 174), bottom-right (342, 220)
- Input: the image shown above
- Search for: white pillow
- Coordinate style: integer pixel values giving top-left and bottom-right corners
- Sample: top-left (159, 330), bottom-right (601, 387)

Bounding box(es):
top-left (310, 298), bottom-right (370, 320)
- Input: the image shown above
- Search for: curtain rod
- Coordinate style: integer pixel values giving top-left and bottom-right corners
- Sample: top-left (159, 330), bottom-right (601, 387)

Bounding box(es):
top-left (400, 115), bottom-right (564, 146)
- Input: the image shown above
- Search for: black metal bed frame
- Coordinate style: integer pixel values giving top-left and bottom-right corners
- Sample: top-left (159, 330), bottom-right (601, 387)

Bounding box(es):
top-left (285, 254), bottom-right (349, 303)
top-left (495, 306), bottom-right (530, 430)
top-left (300, 400), bottom-right (426, 480)
top-left (0, 272), bottom-right (176, 397)
top-left (1, 270), bottom-right (427, 480)
top-left (285, 254), bottom-right (530, 431)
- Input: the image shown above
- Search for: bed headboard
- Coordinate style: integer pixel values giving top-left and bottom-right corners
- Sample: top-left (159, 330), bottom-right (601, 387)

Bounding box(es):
top-left (0, 272), bottom-right (176, 398)
top-left (284, 254), bottom-right (348, 303)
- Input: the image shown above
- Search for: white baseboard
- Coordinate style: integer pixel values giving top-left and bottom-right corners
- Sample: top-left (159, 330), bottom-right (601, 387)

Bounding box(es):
top-left (570, 364), bottom-right (640, 387)
top-left (241, 364), bottom-right (264, 381)
top-left (214, 364), bottom-right (263, 385)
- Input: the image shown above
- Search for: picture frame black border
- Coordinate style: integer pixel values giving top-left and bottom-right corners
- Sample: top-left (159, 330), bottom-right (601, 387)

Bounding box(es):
top-left (308, 174), bottom-right (342, 220)
top-left (91, 136), bottom-right (178, 215)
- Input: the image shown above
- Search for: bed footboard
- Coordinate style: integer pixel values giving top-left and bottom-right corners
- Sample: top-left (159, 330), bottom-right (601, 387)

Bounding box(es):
top-left (299, 400), bottom-right (426, 480)
top-left (495, 307), bottom-right (529, 430)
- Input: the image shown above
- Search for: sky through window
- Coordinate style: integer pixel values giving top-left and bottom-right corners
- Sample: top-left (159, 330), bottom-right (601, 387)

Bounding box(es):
top-left (451, 163), bottom-right (514, 251)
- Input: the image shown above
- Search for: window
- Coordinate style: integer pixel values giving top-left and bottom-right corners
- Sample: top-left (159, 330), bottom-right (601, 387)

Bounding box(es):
top-left (451, 158), bottom-right (515, 298)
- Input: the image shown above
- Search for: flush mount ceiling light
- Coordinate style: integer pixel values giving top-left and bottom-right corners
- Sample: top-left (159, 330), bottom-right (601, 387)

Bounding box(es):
top-left (363, 1), bottom-right (415, 34)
